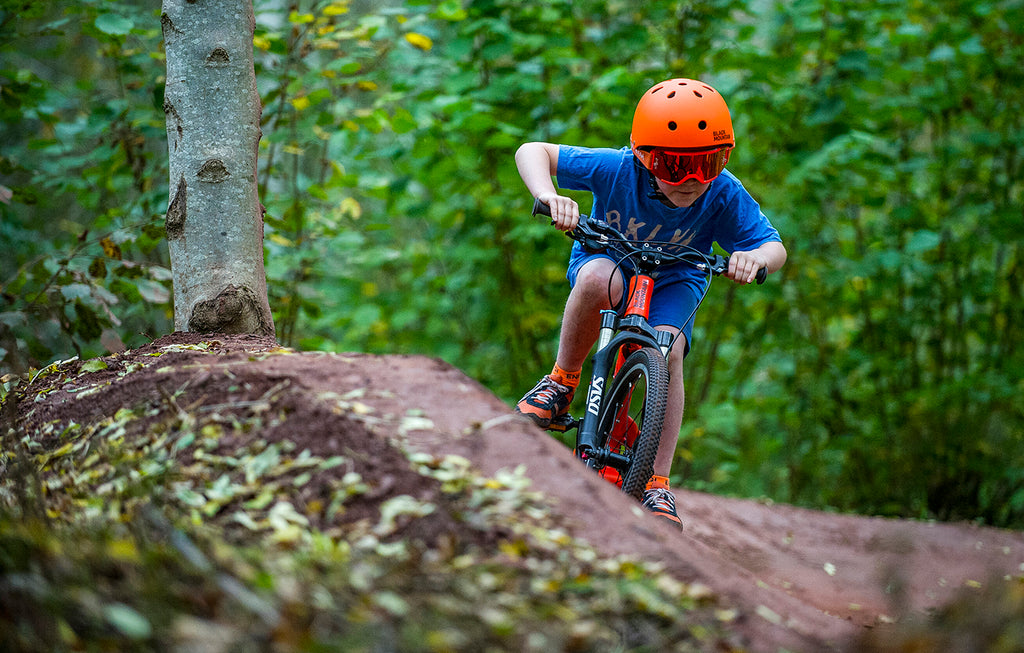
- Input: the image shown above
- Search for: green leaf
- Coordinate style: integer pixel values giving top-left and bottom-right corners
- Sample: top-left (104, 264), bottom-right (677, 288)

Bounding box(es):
top-left (80, 359), bottom-right (108, 373)
top-left (905, 230), bottom-right (941, 254)
top-left (246, 444), bottom-right (281, 483)
top-left (103, 603), bottom-right (152, 639)
top-left (136, 279), bottom-right (170, 304)
top-left (61, 284), bottom-right (93, 301)
top-left (927, 44), bottom-right (956, 62)
top-left (94, 14), bottom-right (134, 36)
top-left (432, 0), bottom-right (468, 21)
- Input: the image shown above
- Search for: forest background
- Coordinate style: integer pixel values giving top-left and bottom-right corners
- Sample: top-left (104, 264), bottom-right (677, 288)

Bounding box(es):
top-left (1, 0), bottom-right (1022, 528)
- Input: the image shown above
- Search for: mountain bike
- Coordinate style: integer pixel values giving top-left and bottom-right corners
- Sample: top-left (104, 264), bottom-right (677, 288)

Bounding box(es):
top-left (532, 198), bottom-right (765, 501)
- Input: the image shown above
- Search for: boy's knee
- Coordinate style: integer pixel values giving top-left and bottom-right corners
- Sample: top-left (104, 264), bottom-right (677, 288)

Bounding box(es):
top-left (575, 259), bottom-right (622, 293)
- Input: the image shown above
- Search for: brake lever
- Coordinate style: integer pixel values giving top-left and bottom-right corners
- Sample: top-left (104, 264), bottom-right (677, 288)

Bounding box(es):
top-left (566, 220), bottom-right (607, 253)
top-left (705, 254), bottom-right (729, 276)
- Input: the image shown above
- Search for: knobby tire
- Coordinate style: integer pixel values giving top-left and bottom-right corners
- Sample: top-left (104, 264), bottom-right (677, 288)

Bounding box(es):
top-left (595, 346), bottom-right (669, 501)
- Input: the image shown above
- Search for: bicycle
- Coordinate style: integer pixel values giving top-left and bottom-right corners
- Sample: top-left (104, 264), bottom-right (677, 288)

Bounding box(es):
top-left (531, 198), bottom-right (765, 502)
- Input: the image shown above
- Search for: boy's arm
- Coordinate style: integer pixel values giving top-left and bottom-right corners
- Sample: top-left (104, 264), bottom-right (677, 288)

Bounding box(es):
top-left (515, 142), bottom-right (579, 231)
top-left (726, 240), bottom-right (787, 285)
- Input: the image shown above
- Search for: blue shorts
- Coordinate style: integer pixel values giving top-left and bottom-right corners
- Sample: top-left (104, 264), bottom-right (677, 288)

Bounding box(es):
top-left (566, 244), bottom-right (709, 357)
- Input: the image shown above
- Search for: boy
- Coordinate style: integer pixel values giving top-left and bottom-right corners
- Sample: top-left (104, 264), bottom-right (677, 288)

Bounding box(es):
top-left (514, 78), bottom-right (787, 528)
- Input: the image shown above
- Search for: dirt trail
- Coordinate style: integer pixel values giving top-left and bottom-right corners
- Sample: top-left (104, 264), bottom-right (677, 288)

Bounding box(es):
top-left (348, 351), bottom-right (1024, 651)
top-left (19, 333), bottom-right (1024, 652)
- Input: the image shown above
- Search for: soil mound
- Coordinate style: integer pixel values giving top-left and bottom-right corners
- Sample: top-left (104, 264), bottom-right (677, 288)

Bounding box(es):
top-left (13, 332), bottom-right (1024, 652)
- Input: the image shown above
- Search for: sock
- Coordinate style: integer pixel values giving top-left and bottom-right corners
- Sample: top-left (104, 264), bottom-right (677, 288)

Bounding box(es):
top-left (550, 363), bottom-right (581, 389)
top-left (646, 475), bottom-right (670, 490)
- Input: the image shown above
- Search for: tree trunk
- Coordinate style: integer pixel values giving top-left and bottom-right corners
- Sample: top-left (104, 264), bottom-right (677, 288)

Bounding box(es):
top-left (161, 0), bottom-right (275, 338)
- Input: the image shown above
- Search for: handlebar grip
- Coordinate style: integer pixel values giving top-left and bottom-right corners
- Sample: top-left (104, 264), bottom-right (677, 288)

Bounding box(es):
top-left (756, 267), bottom-right (768, 284)
top-left (532, 198), bottom-right (551, 218)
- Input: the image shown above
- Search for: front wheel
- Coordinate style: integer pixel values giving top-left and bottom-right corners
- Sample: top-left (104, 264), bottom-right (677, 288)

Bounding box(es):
top-left (594, 346), bottom-right (669, 501)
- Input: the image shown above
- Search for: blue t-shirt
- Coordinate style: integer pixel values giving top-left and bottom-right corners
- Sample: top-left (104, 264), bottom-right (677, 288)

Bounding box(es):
top-left (555, 145), bottom-right (781, 342)
top-left (557, 145), bottom-right (780, 263)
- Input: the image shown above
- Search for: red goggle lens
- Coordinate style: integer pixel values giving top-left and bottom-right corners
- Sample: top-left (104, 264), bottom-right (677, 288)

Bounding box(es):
top-left (645, 147), bottom-right (730, 185)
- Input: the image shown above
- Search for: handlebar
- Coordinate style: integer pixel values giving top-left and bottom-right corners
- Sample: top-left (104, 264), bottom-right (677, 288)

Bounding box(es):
top-left (532, 198), bottom-right (766, 284)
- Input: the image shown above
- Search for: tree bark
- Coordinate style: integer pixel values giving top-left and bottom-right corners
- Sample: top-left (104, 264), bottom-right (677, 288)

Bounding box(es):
top-left (161, 0), bottom-right (275, 338)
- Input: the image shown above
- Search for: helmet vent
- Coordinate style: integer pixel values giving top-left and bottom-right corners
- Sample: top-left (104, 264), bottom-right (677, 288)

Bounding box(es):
top-left (667, 121), bottom-right (678, 131)
top-left (667, 91), bottom-right (676, 98)
top-left (698, 120), bottom-right (707, 130)
top-left (693, 90), bottom-right (704, 98)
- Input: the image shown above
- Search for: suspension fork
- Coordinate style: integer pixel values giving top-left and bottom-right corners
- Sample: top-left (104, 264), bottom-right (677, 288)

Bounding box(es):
top-left (576, 315), bottom-right (663, 463)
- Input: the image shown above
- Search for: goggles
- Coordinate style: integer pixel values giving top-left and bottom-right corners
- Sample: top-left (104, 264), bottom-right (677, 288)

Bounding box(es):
top-left (639, 146), bottom-right (731, 185)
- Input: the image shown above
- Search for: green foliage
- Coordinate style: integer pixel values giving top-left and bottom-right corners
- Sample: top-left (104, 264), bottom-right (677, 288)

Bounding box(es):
top-left (3, 0), bottom-right (1023, 526)
top-left (0, 2), bottom-right (171, 369)
top-left (678, 0), bottom-right (1024, 526)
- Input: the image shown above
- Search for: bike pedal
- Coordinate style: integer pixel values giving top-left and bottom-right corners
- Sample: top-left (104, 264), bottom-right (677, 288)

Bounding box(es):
top-left (547, 413), bottom-right (579, 432)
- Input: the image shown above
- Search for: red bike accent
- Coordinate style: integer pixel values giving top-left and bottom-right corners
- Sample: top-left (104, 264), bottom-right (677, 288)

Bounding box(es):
top-left (624, 275), bottom-right (654, 318)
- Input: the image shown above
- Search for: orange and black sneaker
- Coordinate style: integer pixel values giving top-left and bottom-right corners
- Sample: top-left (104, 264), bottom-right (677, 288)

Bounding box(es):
top-left (515, 375), bottom-right (574, 428)
top-left (642, 476), bottom-right (683, 529)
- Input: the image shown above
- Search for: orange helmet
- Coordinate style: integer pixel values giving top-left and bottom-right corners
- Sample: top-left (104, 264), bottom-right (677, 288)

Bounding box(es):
top-left (631, 78), bottom-right (735, 185)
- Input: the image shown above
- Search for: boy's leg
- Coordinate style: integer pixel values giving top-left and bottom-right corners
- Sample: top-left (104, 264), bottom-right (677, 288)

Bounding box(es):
top-left (556, 257), bottom-right (624, 371)
top-left (516, 257), bottom-right (624, 426)
top-left (653, 327), bottom-right (685, 478)
top-left (642, 325), bottom-right (684, 529)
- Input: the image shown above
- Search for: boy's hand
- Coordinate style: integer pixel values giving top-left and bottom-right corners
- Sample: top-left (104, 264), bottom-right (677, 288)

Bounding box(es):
top-left (726, 249), bottom-right (769, 284)
top-left (538, 192), bottom-right (579, 231)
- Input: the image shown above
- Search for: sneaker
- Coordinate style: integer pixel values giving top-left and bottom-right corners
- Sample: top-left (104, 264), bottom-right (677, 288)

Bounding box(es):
top-left (642, 487), bottom-right (683, 529)
top-left (515, 375), bottom-right (574, 428)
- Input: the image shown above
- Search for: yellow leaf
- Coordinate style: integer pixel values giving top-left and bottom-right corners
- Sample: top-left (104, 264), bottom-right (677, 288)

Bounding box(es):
top-left (108, 539), bottom-right (139, 562)
top-left (350, 401), bottom-right (374, 415)
top-left (51, 442), bottom-right (75, 458)
top-left (323, 2), bottom-right (349, 16)
top-left (499, 540), bottom-right (528, 558)
top-left (290, 95), bottom-right (310, 111)
top-left (356, 81), bottom-right (377, 91)
top-left (404, 32), bottom-right (433, 51)
top-left (100, 236), bottom-right (122, 260)
top-left (253, 35), bottom-right (271, 50)
top-left (269, 233), bottom-right (293, 247)
top-left (339, 196), bottom-right (362, 219)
